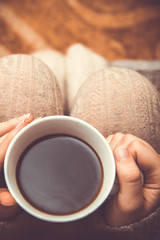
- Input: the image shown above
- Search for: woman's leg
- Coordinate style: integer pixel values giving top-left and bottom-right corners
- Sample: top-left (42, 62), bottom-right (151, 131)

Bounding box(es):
top-left (0, 54), bottom-right (64, 238)
top-left (0, 54), bottom-right (63, 122)
top-left (70, 67), bottom-right (160, 153)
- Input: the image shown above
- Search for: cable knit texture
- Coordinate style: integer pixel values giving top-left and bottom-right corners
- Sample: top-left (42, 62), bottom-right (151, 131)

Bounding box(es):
top-left (0, 54), bottom-right (63, 122)
top-left (71, 67), bottom-right (160, 154)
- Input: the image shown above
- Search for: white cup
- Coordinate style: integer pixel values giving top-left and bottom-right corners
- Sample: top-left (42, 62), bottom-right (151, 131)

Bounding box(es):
top-left (4, 116), bottom-right (116, 222)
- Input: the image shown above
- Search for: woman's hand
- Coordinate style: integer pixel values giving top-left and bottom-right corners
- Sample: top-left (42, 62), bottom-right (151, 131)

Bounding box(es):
top-left (0, 113), bottom-right (33, 220)
top-left (105, 133), bottom-right (160, 227)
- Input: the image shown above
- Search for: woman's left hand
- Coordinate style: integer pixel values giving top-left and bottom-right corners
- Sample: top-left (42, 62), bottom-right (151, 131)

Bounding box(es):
top-left (0, 113), bottom-right (33, 220)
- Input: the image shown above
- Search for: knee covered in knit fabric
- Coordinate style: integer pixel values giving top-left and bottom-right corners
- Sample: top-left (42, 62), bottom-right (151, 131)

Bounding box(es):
top-left (71, 67), bottom-right (160, 153)
top-left (0, 54), bottom-right (63, 121)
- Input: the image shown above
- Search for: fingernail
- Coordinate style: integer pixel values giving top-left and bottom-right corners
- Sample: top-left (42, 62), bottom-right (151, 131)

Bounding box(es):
top-left (115, 147), bottom-right (129, 161)
top-left (106, 135), bottom-right (113, 144)
top-left (19, 113), bottom-right (31, 121)
top-left (15, 120), bottom-right (26, 129)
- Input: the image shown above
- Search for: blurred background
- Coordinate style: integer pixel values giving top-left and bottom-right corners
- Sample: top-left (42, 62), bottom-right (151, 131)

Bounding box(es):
top-left (0, 0), bottom-right (160, 60)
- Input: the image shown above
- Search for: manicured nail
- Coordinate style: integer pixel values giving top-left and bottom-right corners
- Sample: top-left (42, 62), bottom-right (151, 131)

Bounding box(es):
top-left (19, 113), bottom-right (31, 121)
top-left (115, 147), bottom-right (129, 161)
top-left (106, 135), bottom-right (113, 144)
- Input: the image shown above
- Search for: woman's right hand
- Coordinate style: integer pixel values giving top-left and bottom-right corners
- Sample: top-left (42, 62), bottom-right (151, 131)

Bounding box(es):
top-left (0, 113), bottom-right (33, 220)
top-left (105, 133), bottom-right (160, 227)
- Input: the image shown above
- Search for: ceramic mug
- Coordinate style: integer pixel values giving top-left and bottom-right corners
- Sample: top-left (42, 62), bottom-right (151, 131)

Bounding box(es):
top-left (4, 116), bottom-right (117, 222)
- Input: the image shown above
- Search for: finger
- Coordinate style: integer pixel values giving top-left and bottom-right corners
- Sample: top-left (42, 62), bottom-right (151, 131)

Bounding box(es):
top-left (0, 188), bottom-right (16, 206)
top-left (106, 133), bottom-right (159, 180)
top-left (0, 113), bottom-right (33, 136)
top-left (106, 134), bottom-right (113, 144)
top-left (0, 114), bottom-right (37, 144)
top-left (0, 120), bottom-right (29, 170)
top-left (127, 140), bottom-right (160, 185)
top-left (114, 147), bottom-right (144, 212)
top-left (114, 133), bottom-right (154, 152)
top-left (107, 132), bottom-right (124, 151)
top-left (0, 133), bottom-right (7, 143)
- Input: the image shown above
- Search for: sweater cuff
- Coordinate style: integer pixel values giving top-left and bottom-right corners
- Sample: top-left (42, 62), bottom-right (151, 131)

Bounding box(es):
top-left (92, 206), bottom-right (160, 240)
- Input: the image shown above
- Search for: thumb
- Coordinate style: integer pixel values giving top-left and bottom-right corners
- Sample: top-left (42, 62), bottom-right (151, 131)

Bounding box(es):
top-left (0, 188), bottom-right (16, 206)
top-left (0, 189), bottom-right (21, 221)
top-left (114, 147), bottom-right (144, 212)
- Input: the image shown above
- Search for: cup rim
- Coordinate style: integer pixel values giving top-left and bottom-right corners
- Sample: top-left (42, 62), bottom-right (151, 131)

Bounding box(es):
top-left (4, 115), bottom-right (116, 222)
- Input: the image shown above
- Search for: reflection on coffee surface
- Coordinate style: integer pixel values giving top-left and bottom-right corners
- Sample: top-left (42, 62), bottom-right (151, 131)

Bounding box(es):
top-left (16, 135), bottom-right (103, 215)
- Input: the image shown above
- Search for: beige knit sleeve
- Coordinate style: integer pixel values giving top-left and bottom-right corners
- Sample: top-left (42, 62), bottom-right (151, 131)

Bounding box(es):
top-left (91, 205), bottom-right (160, 240)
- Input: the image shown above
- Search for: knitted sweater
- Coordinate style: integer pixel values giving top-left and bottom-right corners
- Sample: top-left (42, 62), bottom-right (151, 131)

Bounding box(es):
top-left (0, 47), bottom-right (159, 240)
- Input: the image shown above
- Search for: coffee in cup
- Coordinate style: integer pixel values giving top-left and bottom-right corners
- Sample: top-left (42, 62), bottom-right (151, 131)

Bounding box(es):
top-left (16, 134), bottom-right (103, 216)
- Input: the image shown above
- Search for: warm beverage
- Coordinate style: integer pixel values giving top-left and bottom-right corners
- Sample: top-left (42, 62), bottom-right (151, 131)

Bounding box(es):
top-left (16, 134), bottom-right (103, 215)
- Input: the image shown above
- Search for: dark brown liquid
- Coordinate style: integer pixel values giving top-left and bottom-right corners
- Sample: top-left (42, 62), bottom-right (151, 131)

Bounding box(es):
top-left (16, 135), bottom-right (103, 215)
